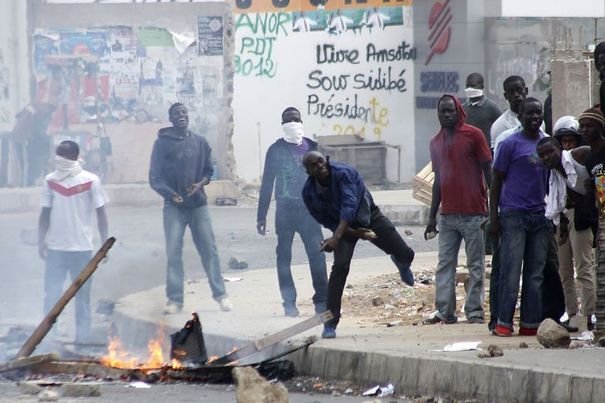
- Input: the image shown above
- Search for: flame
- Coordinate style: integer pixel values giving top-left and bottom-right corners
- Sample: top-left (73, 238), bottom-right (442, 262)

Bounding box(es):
top-left (101, 329), bottom-right (174, 370)
top-left (170, 359), bottom-right (183, 369)
top-left (207, 355), bottom-right (219, 364)
top-left (100, 337), bottom-right (138, 369)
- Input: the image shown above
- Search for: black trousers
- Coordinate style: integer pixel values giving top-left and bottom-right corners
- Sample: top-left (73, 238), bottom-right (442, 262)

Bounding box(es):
top-left (326, 206), bottom-right (415, 328)
top-left (542, 232), bottom-right (566, 321)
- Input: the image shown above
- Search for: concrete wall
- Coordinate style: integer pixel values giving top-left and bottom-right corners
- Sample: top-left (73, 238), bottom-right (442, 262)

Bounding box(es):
top-left (0, 1), bottom-right (30, 132)
top-left (413, 0), bottom-right (487, 171)
top-left (484, 18), bottom-right (605, 116)
top-left (231, 1), bottom-right (416, 183)
top-left (30, 1), bottom-right (235, 182)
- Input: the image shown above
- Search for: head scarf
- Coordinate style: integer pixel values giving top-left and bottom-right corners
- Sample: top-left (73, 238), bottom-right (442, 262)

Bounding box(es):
top-left (438, 94), bottom-right (466, 129)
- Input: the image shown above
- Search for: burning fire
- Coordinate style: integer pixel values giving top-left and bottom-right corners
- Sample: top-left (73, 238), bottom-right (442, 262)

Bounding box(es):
top-left (100, 332), bottom-right (183, 370)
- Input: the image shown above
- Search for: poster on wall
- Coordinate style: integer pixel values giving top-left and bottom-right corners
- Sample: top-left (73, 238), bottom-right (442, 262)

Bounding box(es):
top-left (198, 16), bottom-right (224, 56)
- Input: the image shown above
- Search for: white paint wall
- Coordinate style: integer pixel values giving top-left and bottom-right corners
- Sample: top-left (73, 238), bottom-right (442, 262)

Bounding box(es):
top-left (232, 6), bottom-right (416, 183)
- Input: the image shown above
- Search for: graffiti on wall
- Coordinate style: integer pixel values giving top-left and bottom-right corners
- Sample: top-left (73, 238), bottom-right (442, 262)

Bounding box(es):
top-left (306, 41), bottom-right (415, 139)
top-left (230, 0), bottom-right (413, 14)
top-left (235, 12), bottom-right (290, 78)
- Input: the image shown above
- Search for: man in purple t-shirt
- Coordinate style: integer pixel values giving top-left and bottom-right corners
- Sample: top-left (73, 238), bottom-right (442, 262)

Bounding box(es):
top-left (489, 97), bottom-right (550, 337)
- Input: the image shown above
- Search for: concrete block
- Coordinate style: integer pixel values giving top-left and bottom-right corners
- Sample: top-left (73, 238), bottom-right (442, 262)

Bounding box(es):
top-left (398, 356), bottom-right (420, 394)
top-left (431, 359), bottom-right (455, 397)
top-left (414, 358), bottom-right (436, 396)
top-left (570, 376), bottom-right (595, 403)
top-left (308, 347), bottom-right (328, 378)
top-left (336, 350), bottom-right (360, 381)
top-left (322, 348), bottom-right (342, 380)
top-left (488, 367), bottom-right (529, 403)
top-left (534, 372), bottom-right (572, 403)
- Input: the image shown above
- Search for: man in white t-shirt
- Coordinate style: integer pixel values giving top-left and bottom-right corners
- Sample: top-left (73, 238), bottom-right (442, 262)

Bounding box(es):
top-left (38, 140), bottom-right (109, 343)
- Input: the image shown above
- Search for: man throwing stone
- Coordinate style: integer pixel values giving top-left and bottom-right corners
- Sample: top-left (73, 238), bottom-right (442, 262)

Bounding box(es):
top-left (302, 151), bottom-right (415, 338)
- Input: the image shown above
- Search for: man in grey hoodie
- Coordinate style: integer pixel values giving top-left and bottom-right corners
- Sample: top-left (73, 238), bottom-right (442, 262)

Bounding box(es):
top-left (149, 103), bottom-right (232, 314)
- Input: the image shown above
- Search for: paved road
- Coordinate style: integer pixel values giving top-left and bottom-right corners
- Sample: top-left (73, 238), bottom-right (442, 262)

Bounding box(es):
top-left (0, 382), bottom-right (411, 402)
top-left (0, 204), bottom-right (436, 330)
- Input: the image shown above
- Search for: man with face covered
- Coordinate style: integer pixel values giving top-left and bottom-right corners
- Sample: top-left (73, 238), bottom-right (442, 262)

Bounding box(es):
top-left (257, 107), bottom-right (328, 317)
top-left (423, 95), bottom-right (492, 325)
top-left (489, 97), bottom-right (550, 336)
top-left (462, 73), bottom-right (502, 146)
top-left (149, 103), bottom-right (232, 314)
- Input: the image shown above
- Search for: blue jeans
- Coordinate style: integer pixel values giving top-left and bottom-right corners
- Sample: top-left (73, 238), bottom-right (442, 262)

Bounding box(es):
top-left (163, 203), bottom-right (226, 304)
top-left (44, 250), bottom-right (92, 342)
top-left (435, 214), bottom-right (486, 322)
top-left (275, 203), bottom-right (328, 312)
top-left (497, 210), bottom-right (550, 329)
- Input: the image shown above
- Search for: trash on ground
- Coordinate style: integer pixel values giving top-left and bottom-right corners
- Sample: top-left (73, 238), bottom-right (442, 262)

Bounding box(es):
top-left (223, 276), bottom-right (243, 282)
top-left (126, 382), bottom-right (151, 389)
top-left (362, 383), bottom-right (394, 397)
top-left (431, 341), bottom-right (482, 352)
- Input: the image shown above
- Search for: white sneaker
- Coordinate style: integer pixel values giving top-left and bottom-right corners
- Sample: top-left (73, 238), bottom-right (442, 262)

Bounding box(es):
top-left (163, 301), bottom-right (183, 315)
top-left (218, 297), bottom-right (233, 312)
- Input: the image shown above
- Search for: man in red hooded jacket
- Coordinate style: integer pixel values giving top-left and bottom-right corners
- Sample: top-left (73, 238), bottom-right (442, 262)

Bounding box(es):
top-left (424, 95), bottom-right (492, 325)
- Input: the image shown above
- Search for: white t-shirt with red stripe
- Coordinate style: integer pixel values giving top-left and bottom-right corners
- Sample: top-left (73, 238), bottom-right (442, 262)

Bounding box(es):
top-left (41, 170), bottom-right (109, 251)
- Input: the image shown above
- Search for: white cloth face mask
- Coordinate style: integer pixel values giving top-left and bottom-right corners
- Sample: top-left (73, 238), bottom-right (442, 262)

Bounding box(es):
top-left (282, 122), bottom-right (304, 145)
top-left (464, 88), bottom-right (483, 98)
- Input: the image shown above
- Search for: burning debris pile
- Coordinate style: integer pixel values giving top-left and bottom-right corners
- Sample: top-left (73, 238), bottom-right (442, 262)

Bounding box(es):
top-left (1, 311), bottom-right (329, 393)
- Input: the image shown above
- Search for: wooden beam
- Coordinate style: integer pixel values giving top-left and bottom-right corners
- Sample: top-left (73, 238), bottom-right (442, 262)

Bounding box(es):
top-left (211, 311), bottom-right (332, 366)
top-left (15, 238), bottom-right (116, 359)
top-left (0, 354), bottom-right (58, 373)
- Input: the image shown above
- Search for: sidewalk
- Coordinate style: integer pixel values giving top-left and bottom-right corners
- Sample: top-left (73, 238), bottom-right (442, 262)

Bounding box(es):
top-left (113, 251), bottom-right (605, 403)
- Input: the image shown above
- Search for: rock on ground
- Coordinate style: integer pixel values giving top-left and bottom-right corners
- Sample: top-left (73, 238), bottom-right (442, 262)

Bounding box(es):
top-left (233, 367), bottom-right (288, 403)
top-left (61, 383), bottom-right (102, 397)
top-left (537, 318), bottom-right (571, 348)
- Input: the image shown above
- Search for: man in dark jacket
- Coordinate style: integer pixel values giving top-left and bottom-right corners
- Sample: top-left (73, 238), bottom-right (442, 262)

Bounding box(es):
top-left (149, 103), bottom-right (231, 314)
top-left (257, 107), bottom-right (328, 317)
top-left (302, 151), bottom-right (415, 338)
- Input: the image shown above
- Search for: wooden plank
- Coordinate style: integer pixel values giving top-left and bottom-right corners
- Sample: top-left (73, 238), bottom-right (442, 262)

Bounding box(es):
top-left (0, 354), bottom-right (58, 373)
top-left (15, 238), bottom-right (116, 359)
top-left (211, 311), bottom-right (332, 366)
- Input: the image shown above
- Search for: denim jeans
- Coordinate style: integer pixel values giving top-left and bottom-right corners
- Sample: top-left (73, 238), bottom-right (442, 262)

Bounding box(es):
top-left (163, 203), bottom-right (226, 304)
top-left (435, 214), bottom-right (486, 322)
top-left (275, 203), bottom-right (328, 312)
top-left (326, 205), bottom-right (415, 328)
top-left (497, 210), bottom-right (550, 329)
top-left (45, 250), bottom-right (92, 342)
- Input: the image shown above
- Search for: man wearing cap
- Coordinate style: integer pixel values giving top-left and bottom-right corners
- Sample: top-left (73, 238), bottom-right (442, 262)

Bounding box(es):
top-left (580, 107), bottom-right (605, 333)
top-left (537, 116), bottom-right (597, 331)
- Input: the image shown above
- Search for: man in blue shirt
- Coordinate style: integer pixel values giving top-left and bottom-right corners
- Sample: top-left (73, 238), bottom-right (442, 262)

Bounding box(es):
top-left (302, 151), bottom-right (415, 338)
top-left (257, 107), bottom-right (328, 317)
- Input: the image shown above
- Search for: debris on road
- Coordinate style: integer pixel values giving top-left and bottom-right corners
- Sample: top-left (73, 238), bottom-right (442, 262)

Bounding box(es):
top-left (477, 345), bottom-right (503, 359)
top-left (537, 319), bottom-right (571, 349)
top-left (433, 341), bottom-right (482, 352)
top-left (362, 383), bottom-right (394, 397)
top-left (228, 256), bottom-right (249, 270)
top-left (233, 367), bottom-right (288, 403)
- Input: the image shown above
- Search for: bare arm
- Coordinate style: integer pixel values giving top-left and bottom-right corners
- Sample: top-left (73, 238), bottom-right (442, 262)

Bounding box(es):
top-left (488, 170), bottom-right (505, 236)
top-left (424, 168), bottom-right (441, 240)
top-left (38, 207), bottom-right (51, 259)
top-left (482, 161), bottom-right (492, 189)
